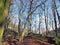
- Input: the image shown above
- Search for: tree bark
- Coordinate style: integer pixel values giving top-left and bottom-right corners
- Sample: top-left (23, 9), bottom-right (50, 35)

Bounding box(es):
top-left (44, 1), bottom-right (48, 35)
top-left (52, 0), bottom-right (58, 37)
top-left (39, 13), bottom-right (41, 34)
top-left (0, 0), bottom-right (11, 44)
top-left (53, 0), bottom-right (60, 24)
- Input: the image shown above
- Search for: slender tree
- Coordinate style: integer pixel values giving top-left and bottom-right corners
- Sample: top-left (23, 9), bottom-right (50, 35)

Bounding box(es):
top-left (52, 20), bottom-right (54, 30)
top-left (18, 0), bottom-right (24, 41)
top-left (39, 13), bottom-right (41, 34)
top-left (44, 0), bottom-right (48, 35)
top-left (53, 0), bottom-right (60, 25)
top-left (52, 0), bottom-right (58, 37)
top-left (19, 0), bottom-right (48, 41)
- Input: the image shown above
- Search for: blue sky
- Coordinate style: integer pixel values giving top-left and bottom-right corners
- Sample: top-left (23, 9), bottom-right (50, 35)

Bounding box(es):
top-left (8, 0), bottom-right (60, 33)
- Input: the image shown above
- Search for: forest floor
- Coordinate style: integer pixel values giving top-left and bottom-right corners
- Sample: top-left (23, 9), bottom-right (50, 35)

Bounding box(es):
top-left (2, 36), bottom-right (54, 45)
top-left (19, 37), bottom-right (51, 45)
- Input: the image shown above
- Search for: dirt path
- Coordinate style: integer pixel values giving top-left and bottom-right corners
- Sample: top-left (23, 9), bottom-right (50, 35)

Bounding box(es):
top-left (20, 37), bottom-right (51, 45)
top-left (2, 37), bottom-right (51, 45)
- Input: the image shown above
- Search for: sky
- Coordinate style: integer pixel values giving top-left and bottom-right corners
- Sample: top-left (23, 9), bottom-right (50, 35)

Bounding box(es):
top-left (8, 0), bottom-right (60, 33)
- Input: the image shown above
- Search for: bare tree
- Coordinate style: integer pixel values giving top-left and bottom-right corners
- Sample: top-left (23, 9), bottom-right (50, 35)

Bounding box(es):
top-left (52, 20), bottom-right (54, 30)
top-left (53, 0), bottom-right (60, 25)
top-left (21, 0), bottom-right (48, 41)
top-left (44, 0), bottom-right (48, 35)
top-left (39, 13), bottom-right (42, 34)
top-left (52, 0), bottom-right (58, 37)
top-left (18, 0), bottom-right (25, 41)
top-left (17, 0), bottom-right (48, 41)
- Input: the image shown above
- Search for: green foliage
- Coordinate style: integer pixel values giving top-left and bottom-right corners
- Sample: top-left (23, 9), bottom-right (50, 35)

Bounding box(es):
top-left (28, 32), bottom-right (33, 37)
top-left (41, 36), bottom-right (46, 40)
top-left (53, 37), bottom-right (60, 45)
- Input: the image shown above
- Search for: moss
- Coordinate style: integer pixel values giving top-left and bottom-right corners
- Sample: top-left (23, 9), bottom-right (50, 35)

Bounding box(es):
top-left (0, 1), bottom-right (4, 8)
top-left (0, 26), bottom-right (3, 35)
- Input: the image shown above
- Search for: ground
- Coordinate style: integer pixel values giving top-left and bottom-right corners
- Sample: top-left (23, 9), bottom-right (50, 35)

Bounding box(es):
top-left (20, 37), bottom-right (51, 45)
top-left (2, 36), bottom-right (54, 45)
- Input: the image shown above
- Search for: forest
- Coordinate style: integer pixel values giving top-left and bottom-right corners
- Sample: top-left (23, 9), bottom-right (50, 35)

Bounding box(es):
top-left (0, 0), bottom-right (60, 45)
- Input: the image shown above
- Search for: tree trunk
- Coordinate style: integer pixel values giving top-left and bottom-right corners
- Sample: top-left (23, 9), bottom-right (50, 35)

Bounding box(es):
top-left (39, 13), bottom-right (41, 34)
top-left (52, 0), bottom-right (58, 37)
top-left (54, 0), bottom-right (60, 24)
top-left (18, 14), bottom-right (22, 41)
top-left (44, 1), bottom-right (48, 35)
top-left (52, 20), bottom-right (54, 30)
top-left (0, 0), bottom-right (11, 44)
top-left (18, 18), bottom-right (21, 37)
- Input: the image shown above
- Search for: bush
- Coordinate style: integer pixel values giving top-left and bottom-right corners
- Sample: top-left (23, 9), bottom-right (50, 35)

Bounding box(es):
top-left (46, 37), bottom-right (55, 44)
top-left (27, 32), bottom-right (33, 37)
top-left (53, 37), bottom-right (60, 45)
